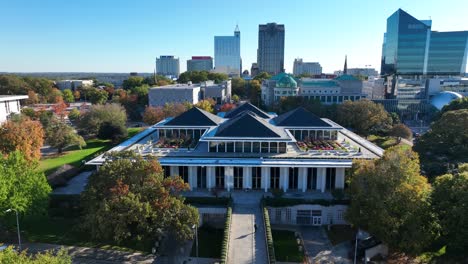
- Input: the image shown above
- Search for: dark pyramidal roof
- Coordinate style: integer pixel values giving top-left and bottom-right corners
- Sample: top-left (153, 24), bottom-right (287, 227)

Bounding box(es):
top-left (273, 107), bottom-right (331, 127)
top-left (215, 111), bottom-right (282, 138)
top-left (224, 102), bottom-right (270, 119)
top-left (165, 107), bottom-right (224, 126)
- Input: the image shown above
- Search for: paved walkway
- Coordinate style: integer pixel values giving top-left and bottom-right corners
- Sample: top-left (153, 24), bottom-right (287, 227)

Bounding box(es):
top-left (300, 227), bottom-right (352, 264)
top-left (227, 192), bottom-right (267, 264)
top-left (53, 171), bottom-right (93, 195)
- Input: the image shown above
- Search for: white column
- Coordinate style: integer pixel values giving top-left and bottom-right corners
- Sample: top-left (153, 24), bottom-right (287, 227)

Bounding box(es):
top-left (170, 166), bottom-right (179, 178)
top-left (280, 167), bottom-right (289, 192)
top-left (188, 166), bottom-right (196, 190)
top-left (225, 166), bottom-right (233, 192)
top-left (207, 166), bottom-right (215, 190)
top-left (243, 166), bottom-right (252, 190)
top-left (298, 167), bottom-right (307, 192)
top-left (335, 168), bottom-right (345, 189)
top-left (318, 167), bottom-right (326, 193)
top-left (261, 167), bottom-right (270, 192)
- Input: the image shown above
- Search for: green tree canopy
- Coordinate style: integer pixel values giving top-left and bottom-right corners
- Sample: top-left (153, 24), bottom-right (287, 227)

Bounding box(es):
top-left (97, 121), bottom-right (128, 142)
top-left (437, 97), bottom-right (468, 118)
top-left (78, 103), bottom-right (127, 136)
top-left (0, 151), bottom-right (51, 215)
top-left (81, 151), bottom-right (198, 244)
top-left (0, 246), bottom-right (71, 263)
top-left (46, 118), bottom-right (86, 154)
top-left (231, 77), bottom-right (246, 98)
top-left (337, 100), bottom-right (392, 136)
top-left (432, 164), bottom-right (468, 256)
top-left (62, 89), bottom-right (75, 103)
top-left (389, 123), bottom-right (412, 142)
top-left (253, 72), bottom-right (271, 81)
top-left (123, 76), bottom-right (144, 90)
top-left (346, 147), bottom-right (439, 255)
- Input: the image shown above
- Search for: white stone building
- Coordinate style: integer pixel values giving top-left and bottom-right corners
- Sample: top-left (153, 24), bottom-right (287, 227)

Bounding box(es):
top-left (0, 95), bottom-right (28, 123)
top-left (55, 80), bottom-right (94, 90)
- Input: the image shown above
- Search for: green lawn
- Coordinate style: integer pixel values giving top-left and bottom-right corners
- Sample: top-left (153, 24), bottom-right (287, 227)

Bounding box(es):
top-left (324, 225), bottom-right (357, 245)
top-left (39, 127), bottom-right (143, 175)
top-left (367, 135), bottom-right (399, 149)
top-left (20, 215), bottom-right (150, 253)
top-left (272, 229), bottom-right (304, 262)
top-left (190, 225), bottom-right (223, 258)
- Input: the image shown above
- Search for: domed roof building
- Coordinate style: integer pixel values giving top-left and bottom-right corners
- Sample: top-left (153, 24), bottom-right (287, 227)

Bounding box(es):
top-left (261, 73), bottom-right (299, 105)
top-left (430, 91), bottom-right (463, 110)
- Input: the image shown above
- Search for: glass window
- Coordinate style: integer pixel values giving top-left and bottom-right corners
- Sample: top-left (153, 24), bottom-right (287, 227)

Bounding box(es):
top-left (270, 142), bottom-right (278, 153)
top-left (226, 142), bottom-right (234, 152)
top-left (243, 142), bottom-right (252, 153)
top-left (209, 142), bottom-right (217, 152)
top-left (235, 142), bottom-right (243, 152)
top-left (218, 142), bottom-right (226, 152)
top-left (253, 142), bottom-right (260, 152)
top-left (261, 142), bottom-right (269, 153)
top-left (279, 142), bottom-right (287, 153)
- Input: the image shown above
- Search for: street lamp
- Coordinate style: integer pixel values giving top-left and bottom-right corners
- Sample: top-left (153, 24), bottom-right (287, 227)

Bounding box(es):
top-left (192, 224), bottom-right (198, 259)
top-left (5, 209), bottom-right (21, 251)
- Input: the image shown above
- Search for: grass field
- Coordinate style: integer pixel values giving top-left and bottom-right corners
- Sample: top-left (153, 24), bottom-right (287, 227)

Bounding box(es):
top-left (190, 225), bottom-right (223, 258)
top-left (272, 229), bottom-right (304, 262)
top-left (39, 127), bottom-right (142, 175)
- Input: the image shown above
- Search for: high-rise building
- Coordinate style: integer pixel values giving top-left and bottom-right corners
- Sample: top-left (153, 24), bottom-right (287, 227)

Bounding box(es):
top-left (257, 23), bottom-right (285, 75)
top-left (293, 59), bottom-right (322, 76)
top-left (187, 56), bottom-right (213, 72)
top-left (214, 25), bottom-right (241, 76)
top-left (156, 55), bottom-right (180, 78)
top-left (381, 9), bottom-right (468, 76)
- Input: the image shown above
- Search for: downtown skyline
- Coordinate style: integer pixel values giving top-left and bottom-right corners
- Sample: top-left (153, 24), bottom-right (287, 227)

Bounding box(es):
top-left (1, 0), bottom-right (468, 74)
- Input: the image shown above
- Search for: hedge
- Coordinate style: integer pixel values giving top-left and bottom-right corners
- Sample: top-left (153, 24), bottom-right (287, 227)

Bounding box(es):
top-left (220, 206), bottom-right (232, 264)
top-left (264, 197), bottom-right (350, 207)
top-left (48, 194), bottom-right (82, 218)
top-left (184, 196), bottom-right (231, 207)
top-left (263, 205), bottom-right (276, 263)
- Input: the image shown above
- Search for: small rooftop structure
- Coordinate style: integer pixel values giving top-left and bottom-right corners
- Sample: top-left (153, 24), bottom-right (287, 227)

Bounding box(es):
top-left (164, 107), bottom-right (224, 127)
top-left (273, 107), bottom-right (332, 127)
top-left (224, 102), bottom-right (271, 119)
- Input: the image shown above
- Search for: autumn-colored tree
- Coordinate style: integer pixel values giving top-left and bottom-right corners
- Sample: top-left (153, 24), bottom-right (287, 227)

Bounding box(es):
top-left (389, 123), bottom-right (412, 142)
top-left (52, 100), bottom-right (68, 120)
top-left (0, 117), bottom-right (44, 161)
top-left (195, 99), bottom-right (215, 113)
top-left (73, 90), bottom-right (81, 101)
top-left (142, 106), bottom-right (165, 125)
top-left (47, 88), bottom-right (63, 103)
top-left (162, 103), bottom-right (189, 118)
top-left (337, 99), bottom-right (392, 136)
top-left (26, 90), bottom-right (39, 105)
top-left (46, 118), bottom-right (86, 154)
top-left (219, 103), bottom-right (236, 112)
top-left (81, 151), bottom-right (198, 244)
top-left (346, 147), bottom-right (438, 255)
top-left (68, 108), bottom-right (81, 122)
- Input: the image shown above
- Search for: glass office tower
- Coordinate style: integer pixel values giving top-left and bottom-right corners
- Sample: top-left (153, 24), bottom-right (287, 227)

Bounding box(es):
top-left (381, 9), bottom-right (468, 76)
top-left (257, 23), bottom-right (285, 75)
top-left (214, 26), bottom-right (241, 76)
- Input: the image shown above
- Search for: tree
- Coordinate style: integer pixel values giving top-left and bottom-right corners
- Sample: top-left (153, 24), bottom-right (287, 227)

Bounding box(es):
top-left (123, 76), bottom-right (144, 90)
top-left (0, 151), bottom-right (51, 215)
top-left (0, 246), bottom-right (71, 263)
top-left (207, 72), bottom-right (228, 83)
top-left (232, 94), bottom-right (240, 103)
top-left (143, 106), bottom-right (165, 125)
top-left (97, 121), bottom-right (128, 142)
top-left (62, 89), bottom-right (75, 103)
top-left (68, 108), bottom-right (81, 122)
top-left (231, 77), bottom-right (246, 98)
top-left (26, 90), bottom-right (40, 105)
top-left (389, 123), bottom-right (412, 142)
top-left (432, 164), bottom-right (468, 256)
top-left (414, 109), bottom-right (468, 178)
top-left (88, 88), bottom-right (109, 104)
top-left (73, 90), bottom-right (81, 101)
top-left (0, 117), bottom-right (44, 161)
top-left (46, 118), bottom-right (85, 154)
top-left (163, 103), bottom-right (189, 118)
top-left (81, 151), bottom-right (198, 244)
top-left (195, 99), bottom-right (215, 113)
top-left (0, 74), bottom-right (30, 95)
top-left (52, 99), bottom-right (68, 120)
top-left (337, 100), bottom-right (392, 136)
top-left (253, 72), bottom-right (271, 81)
top-left (47, 88), bottom-right (63, 104)
top-left (249, 80), bottom-right (262, 106)
top-left (346, 147), bottom-right (438, 255)
top-left (219, 103), bottom-right (236, 113)
top-left (79, 103), bottom-right (127, 136)
top-left (438, 97), bottom-right (468, 117)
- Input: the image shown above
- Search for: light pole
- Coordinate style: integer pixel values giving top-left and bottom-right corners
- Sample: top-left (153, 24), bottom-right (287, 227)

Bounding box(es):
top-left (5, 209), bottom-right (21, 251)
top-left (192, 224), bottom-right (198, 259)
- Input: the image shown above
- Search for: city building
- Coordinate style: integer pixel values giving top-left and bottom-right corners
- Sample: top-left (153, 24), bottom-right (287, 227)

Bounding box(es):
top-left (156, 55), bottom-right (180, 78)
top-left (0, 95), bottom-right (28, 123)
top-left (293, 59), bottom-right (322, 76)
top-left (335, 68), bottom-right (378, 77)
top-left (214, 26), bottom-right (241, 76)
top-left (257, 23), bottom-right (285, 75)
top-left (363, 77), bottom-right (386, 99)
top-left (381, 9), bottom-right (468, 76)
top-left (55, 80), bottom-right (94, 90)
top-left (88, 103), bottom-right (383, 225)
top-left (251, 63), bottom-right (259, 77)
top-left (148, 80), bottom-right (231, 106)
top-left (261, 73), bottom-right (366, 106)
top-left (187, 56), bottom-right (213, 72)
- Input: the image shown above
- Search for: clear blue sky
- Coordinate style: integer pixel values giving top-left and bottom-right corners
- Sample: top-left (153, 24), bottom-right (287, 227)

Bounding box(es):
top-left (1, 0), bottom-right (467, 73)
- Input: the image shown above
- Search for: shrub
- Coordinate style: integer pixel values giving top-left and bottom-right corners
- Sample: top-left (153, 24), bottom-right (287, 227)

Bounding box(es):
top-left (263, 206), bottom-right (276, 263)
top-left (220, 206), bottom-right (232, 264)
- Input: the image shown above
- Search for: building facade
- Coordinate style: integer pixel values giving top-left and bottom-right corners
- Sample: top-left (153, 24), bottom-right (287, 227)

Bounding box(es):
top-left (293, 59), bottom-right (322, 76)
top-left (214, 26), bottom-right (241, 76)
top-left (257, 23), bottom-right (285, 75)
top-left (89, 103), bottom-right (383, 194)
top-left (261, 73), bottom-right (366, 106)
top-left (187, 56), bottom-right (213, 72)
top-left (381, 9), bottom-right (468, 76)
top-left (0, 95), bottom-right (28, 123)
top-left (55, 80), bottom-right (94, 90)
top-left (156, 55), bottom-right (180, 78)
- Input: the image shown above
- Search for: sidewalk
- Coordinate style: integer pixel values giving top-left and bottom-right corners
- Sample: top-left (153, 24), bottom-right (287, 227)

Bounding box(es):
top-left (21, 243), bottom-right (155, 264)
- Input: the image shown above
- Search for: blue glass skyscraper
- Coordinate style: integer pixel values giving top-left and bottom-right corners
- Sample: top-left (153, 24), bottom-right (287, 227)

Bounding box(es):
top-left (381, 9), bottom-right (468, 76)
top-left (214, 26), bottom-right (241, 76)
